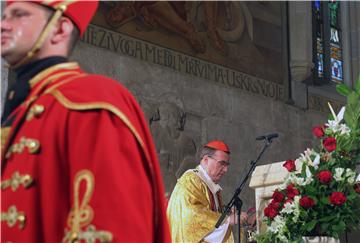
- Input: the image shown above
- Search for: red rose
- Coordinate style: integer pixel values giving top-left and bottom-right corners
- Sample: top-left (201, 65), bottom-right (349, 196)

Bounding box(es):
top-left (329, 192), bottom-right (347, 206)
top-left (312, 125), bottom-right (325, 138)
top-left (286, 184), bottom-right (300, 199)
top-left (323, 137), bottom-right (337, 152)
top-left (354, 182), bottom-right (360, 194)
top-left (264, 206), bottom-right (278, 219)
top-left (272, 190), bottom-right (285, 202)
top-left (268, 200), bottom-right (281, 210)
top-left (283, 160), bottom-right (296, 172)
top-left (316, 170), bottom-right (333, 184)
top-left (299, 196), bottom-right (316, 208)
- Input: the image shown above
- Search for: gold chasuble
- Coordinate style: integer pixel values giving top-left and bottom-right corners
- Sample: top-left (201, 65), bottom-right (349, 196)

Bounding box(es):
top-left (167, 168), bottom-right (234, 243)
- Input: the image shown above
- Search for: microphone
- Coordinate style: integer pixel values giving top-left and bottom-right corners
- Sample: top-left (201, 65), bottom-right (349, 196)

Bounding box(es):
top-left (256, 133), bottom-right (279, 141)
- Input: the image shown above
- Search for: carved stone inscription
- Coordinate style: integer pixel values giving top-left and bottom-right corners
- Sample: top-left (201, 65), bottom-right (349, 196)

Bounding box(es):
top-left (81, 24), bottom-right (285, 101)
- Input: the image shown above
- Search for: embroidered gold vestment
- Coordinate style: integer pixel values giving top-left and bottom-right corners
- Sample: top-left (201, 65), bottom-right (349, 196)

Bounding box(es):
top-left (166, 169), bottom-right (234, 243)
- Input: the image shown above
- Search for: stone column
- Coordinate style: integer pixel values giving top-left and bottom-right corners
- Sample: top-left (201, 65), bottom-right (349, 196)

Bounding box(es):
top-left (341, 1), bottom-right (352, 86)
top-left (348, 1), bottom-right (360, 85)
top-left (288, 1), bottom-right (313, 109)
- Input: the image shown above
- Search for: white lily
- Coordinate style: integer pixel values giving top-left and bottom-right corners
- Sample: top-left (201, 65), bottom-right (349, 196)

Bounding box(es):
top-left (339, 124), bottom-right (351, 135)
top-left (326, 104), bottom-right (350, 134)
top-left (305, 166), bottom-right (312, 178)
top-left (313, 154), bottom-right (320, 169)
top-left (357, 173), bottom-right (360, 182)
top-left (328, 103), bottom-right (345, 123)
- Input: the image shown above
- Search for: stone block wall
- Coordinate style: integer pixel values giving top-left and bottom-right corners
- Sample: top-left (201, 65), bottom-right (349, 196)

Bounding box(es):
top-left (71, 41), bottom-right (328, 210)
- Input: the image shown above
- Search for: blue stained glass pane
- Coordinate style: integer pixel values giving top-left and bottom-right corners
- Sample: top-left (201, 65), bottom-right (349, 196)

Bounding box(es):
top-left (331, 58), bottom-right (343, 82)
top-left (318, 53), bottom-right (324, 77)
top-left (315, 1), bottom-right (321, 11)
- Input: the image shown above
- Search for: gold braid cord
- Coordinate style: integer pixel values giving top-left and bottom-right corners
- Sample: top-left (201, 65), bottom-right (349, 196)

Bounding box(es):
top-left (62, 170), bottom-right (113, 243)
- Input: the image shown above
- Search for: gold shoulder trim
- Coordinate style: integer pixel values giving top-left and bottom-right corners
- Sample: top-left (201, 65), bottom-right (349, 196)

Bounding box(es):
top-left (29, 62), bottom-right (79, 88)
top-left (1, 127), bottom-right (11, 151)
top-left (32, 71), bottom-right (80, 96)
top-left (50, 90), bottom-right (145, 149)
top-left (24, 73), bottom-right (86, 109)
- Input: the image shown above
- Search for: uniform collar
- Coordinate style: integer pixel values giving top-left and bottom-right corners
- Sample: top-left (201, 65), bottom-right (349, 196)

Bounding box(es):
top-left (2, 56), bottom-right (68, 124)
top-left (15, 56), bottom-right (68, 85)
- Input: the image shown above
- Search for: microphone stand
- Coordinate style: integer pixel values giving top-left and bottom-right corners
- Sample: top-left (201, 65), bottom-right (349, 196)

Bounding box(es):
top-left (215, 137), bottom-right (275, 243)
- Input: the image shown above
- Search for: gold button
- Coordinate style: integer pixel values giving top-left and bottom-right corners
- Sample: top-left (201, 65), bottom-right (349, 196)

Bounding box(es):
top-left (33, 105), bottom-right (45, 117)
top-left (22, 175), bottom-right (33, 188)
top-left (27, 139), bottom-right (40, 154)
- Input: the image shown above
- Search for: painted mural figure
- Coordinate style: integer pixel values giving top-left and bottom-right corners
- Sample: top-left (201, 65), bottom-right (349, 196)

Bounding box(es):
top-left (105, 1), bottom-right (231, 54)
top-left (105, 1), bottom-right (205, 53)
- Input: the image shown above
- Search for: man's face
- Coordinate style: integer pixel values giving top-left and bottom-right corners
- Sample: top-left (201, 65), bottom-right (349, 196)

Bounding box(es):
top-left (204, 150), bottom-right (230, 184)
top-left (1, 2), bottom-right (49, 64)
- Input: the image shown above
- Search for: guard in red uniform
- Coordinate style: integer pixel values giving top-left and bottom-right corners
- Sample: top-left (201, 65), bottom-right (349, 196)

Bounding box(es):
top-left (1, 1), bottom-right (170, 242)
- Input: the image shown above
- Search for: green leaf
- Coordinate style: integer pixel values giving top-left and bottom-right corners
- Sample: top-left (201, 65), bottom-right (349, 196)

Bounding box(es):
top-left (332, 220), bottom-right (346, 232)
top-left (337, 83), bottom-right (352, 96)
top-left (320, 197), bottom-right (330, 205)
top-left (319, 215), bottom-right (336, 222)
top-left (355, 75), bottom-right (360, 94)
top-left (320, 222), bottom-right (330, 232)
top-left (305, 220), bottom-right (317, 231)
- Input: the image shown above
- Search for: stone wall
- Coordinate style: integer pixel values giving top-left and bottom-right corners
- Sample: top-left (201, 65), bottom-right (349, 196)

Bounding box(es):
top-left (71, 41), bottom-right (327, 210)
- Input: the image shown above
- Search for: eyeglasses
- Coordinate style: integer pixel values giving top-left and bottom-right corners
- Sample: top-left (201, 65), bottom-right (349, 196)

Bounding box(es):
top-left (207, 155), bottom-right (230, 167)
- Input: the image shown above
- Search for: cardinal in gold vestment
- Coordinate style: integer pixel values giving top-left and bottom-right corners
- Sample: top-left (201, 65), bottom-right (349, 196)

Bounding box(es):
top-left (167, 141), bottom-right (243, 243)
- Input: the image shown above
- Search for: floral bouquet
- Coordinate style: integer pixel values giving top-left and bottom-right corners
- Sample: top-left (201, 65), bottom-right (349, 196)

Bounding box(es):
top-left (257, 76), bottom-right (360, 242)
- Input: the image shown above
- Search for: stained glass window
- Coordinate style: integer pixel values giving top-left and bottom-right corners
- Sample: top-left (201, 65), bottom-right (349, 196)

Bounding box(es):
top-left (312, 1), bottom-right (343, 84)
top-left (329, 1), bottom-right (343, 83)
top-left (314, 0), bottom-right (324, 78)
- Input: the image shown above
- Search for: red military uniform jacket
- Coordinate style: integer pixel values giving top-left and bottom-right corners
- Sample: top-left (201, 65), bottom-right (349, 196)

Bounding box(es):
top-left (1, 62), bottom-right (170, 242)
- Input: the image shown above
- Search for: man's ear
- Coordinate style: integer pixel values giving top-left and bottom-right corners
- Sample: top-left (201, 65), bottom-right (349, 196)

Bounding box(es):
top-left (50, 17), bottom-right (74, 44)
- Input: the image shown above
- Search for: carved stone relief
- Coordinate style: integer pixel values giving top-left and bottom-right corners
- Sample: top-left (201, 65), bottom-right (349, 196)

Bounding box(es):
top-left (150, 101), bottom-right (197, 195)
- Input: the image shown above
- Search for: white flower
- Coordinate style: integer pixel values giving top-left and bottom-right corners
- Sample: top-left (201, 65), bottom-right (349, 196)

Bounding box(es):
top-left (345, 169), bottom-right (356, 184)
top-left (325, 106), bottom-right (351, 135)
top-left (334, 168), bottom-right (345, 181)
top-left (304, 176), bottom-right (313, 185)
top-left (292, 174), bottom-right (312, 186)
top-left (305, 166), bottom-right (312, 178)
top-left (346, 168), bottom-right (355, 177)
top-left (282, 201), bottom-right (295, 214)
top-left (313, 154), bottom-right (320, 169)
top-left (348, 177), bottom-right (355, 184)
top-left (357, 174), bottom-right (360, 182)
top-left (326, 120), bottom-right (340, 133)
top-left (339, 124), bottom-right (351, 135)
top-left (294, 177), bottom-right (305, 186)
top-left (300, 149), bottom-right (320, 168)
top-left (269, 215), bottom-right (285, 233)
top-left (328, 105), bottom-right (345, 124)
top-left (292, 196), bottom-right (301, 222)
